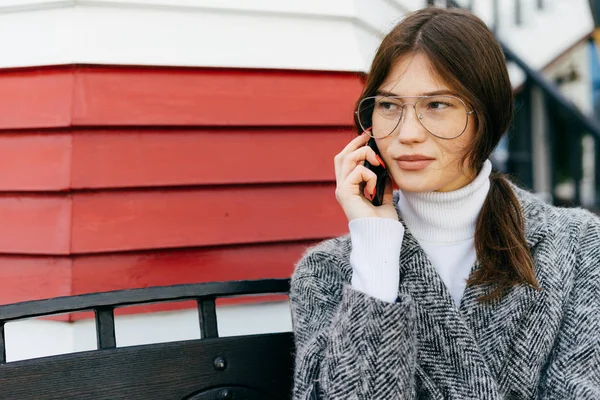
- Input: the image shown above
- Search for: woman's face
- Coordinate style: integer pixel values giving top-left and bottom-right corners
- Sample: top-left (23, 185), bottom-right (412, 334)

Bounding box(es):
top-left (373, 52), bottom-right (477, 193)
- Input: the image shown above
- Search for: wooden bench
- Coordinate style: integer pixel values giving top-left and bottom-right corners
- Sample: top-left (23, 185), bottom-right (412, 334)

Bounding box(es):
top-left (0, 279), bottom-right (294, 400)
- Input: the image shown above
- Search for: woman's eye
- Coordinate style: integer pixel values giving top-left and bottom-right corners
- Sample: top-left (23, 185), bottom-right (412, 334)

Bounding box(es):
top-left (427, 101), bottom-right (451, 110)
top-left (378, 101), bottom-right (399, 111)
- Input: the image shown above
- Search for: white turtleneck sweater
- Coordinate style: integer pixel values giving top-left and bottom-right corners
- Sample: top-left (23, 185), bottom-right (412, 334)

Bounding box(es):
top-left (350, 160), bottom-right (492, 305)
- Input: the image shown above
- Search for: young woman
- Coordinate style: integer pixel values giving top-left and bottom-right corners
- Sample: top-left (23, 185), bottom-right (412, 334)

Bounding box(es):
top-left (290, 7), bottom-right (600, 400)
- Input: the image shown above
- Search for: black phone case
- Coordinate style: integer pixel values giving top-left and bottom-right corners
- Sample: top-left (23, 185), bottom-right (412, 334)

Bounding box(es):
top-left (364, 138), bottom-right (388, 206)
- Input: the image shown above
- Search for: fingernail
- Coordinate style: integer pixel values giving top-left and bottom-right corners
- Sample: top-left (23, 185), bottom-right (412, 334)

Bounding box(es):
top-left (364, 127), bottom-right (372, 134)
top-left (375, 155), bottom-right (386, 169)
top-left (371, 187), bottom-right (376, 198)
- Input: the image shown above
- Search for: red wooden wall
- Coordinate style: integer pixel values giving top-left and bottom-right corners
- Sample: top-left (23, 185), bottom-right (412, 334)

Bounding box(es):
top-left (0, 65), bottom-right (363, 320)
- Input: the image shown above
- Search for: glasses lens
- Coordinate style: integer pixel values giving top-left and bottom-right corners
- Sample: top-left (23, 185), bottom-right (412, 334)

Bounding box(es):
top-left (357, 96), bottom-right (402, 138)
top-left (415, 96), bottom-right (468, 139)
top-left (356, 95), bottom-right (470, 139)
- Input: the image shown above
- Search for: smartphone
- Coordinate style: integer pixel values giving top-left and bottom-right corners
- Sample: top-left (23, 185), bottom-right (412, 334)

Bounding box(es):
top-left (363, 137), bottom-right (388, 206)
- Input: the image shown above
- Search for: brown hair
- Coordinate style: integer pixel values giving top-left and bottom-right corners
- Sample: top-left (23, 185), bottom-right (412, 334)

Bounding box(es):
top-left (355, 7), bottom-right (538, 300)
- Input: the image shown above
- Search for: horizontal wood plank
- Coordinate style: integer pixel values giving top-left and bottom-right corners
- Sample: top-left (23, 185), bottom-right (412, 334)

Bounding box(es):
top-left (71, 184), bottom-right (346, 253)
top-left (0, 333), bottom-right (294, 399)
top-left (72, 67), bottom-right (362, 126)
top-left (0, 66), bottom-right (362, 129)
top-left (0, 196), bottom-right (71, 255)
top-left (0, 67), bottom-right (73, 129)
top-left (71, 242), bottom-right (306, 294)
top-left (71, 128), bottom-right (352, 189)
top-left (0, 185), bottom-right (345, 255)
top-left (0, 256), bottom-right (71, 306)
top-left (0, 127), bottom-right (353, 191)
top-left (0, 133), bottom-right (71, 191)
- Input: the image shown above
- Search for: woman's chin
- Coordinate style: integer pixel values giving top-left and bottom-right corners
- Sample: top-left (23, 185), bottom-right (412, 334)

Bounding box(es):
top-left (394, 183), bottom-right (436, 193)
top-left (391, 174), bottom-right (436, 193)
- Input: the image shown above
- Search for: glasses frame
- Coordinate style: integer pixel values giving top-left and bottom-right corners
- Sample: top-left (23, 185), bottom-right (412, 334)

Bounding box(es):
top-left (355, 95), bottom-right (476, 140)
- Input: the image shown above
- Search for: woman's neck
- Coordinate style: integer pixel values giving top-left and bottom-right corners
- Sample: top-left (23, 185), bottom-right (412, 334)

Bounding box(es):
top-left (397, 160), bottom-right (492, 243)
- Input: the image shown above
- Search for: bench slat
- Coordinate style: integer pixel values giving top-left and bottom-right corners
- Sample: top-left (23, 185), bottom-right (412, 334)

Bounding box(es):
top-left (0, 332), bottom-right (294, 400)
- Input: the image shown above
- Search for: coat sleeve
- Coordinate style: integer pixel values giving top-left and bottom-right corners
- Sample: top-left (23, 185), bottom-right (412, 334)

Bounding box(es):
top-left (538, 219), bottom-right (600, 399)
top-left (289, 248), bottom-right (417, 400)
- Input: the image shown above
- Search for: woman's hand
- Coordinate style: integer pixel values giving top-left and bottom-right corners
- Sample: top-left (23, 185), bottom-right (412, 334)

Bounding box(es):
top-left (334, 131), bottom-right (398, 222)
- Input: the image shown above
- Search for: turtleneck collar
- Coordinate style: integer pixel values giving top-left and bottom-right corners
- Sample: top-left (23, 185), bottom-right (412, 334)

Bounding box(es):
top-left (397, 160), bottom-right (492, 243)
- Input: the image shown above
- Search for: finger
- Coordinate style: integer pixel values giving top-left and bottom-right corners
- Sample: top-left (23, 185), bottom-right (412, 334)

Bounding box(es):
top-left (339, 148), bottom-right (381, 185)
top-left (334, 129), bottom-right (372, 168)
top-left (341, 164), bottom-right (378, 200)
top-left (337, 146), bottom-right (382, 183)
top-left (334, 129), bottom-right (374, 183)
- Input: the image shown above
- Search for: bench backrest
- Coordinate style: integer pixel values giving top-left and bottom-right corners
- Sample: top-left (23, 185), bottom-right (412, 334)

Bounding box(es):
top-left (0, 279), bottom-right (294, 400)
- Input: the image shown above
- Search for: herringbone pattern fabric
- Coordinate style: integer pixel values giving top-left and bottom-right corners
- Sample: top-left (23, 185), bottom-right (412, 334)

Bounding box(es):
top-left (289, 187), bottom-right (600, 399)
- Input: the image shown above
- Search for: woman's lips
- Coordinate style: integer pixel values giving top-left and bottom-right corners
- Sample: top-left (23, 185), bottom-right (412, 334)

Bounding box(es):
top-left (395, 156), bottom-right (435, 171)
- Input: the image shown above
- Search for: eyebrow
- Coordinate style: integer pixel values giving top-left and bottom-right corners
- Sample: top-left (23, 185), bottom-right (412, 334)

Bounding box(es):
top-left (375, 89), bottom-right (457, 97)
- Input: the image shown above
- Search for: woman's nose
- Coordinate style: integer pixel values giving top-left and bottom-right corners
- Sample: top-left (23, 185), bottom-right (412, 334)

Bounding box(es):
top-left (394, 105), bottom-right (428, 144)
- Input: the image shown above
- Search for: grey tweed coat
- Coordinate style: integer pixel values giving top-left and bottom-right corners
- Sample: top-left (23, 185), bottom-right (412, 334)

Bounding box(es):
top-left (289, 187), bottom-right (600, 399)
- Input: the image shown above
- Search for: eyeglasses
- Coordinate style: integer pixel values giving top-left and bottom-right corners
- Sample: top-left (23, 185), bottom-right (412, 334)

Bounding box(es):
top-left (355, 95), bottom-right (475, 140)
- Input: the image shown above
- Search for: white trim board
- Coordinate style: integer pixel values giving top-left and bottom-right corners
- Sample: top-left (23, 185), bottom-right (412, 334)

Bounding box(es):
top-left (0, 0), bottom-right (592, 86)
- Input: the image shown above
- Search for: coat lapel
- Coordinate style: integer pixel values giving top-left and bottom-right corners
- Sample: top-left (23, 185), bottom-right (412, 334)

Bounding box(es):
top-left (398, 229), bottom-right (502, 399)
top-left (459, 274), bottom-right (542, 398)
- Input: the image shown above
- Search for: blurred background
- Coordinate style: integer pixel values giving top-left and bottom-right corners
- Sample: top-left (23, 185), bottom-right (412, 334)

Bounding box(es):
top-left (0, 0), bottom-right (598, 361)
